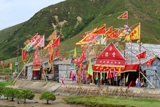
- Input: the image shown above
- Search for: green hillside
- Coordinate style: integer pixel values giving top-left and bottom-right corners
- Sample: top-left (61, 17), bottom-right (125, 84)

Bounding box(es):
top-left (0, 0), bottom-right (160, 60)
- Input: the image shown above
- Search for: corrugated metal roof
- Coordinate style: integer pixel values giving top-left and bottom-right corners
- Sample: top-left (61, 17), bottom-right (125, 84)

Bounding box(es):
top-left (25, 57), bottom-right (61, 66)
top-left (54, 59), bottom-right (71, 65)
top-left (124, 43), bottom-right (159, 64)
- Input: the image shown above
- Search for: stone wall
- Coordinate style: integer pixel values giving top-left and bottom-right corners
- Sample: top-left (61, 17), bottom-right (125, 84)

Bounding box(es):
top-left (13, 79), bottom-right (160, 99)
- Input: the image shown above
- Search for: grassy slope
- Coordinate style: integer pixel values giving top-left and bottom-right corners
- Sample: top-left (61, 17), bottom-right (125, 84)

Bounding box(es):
top-left (0, 0), bottom-right (160, 62)
top-left (0, 23), bottom-right (24, 44)
top-left (64, 96), bottom-right (160, 107)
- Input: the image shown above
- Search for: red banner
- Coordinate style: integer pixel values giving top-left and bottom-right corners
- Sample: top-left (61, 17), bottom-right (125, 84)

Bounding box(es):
top-left (32, 47), bottom-right (41, 71)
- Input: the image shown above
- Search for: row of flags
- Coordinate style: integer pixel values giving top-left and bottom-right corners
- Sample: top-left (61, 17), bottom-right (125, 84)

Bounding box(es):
top-left (75, 24), bottom-right (140, 46)
top-left (0, 62), bottom-right (12, 70)
top-left (21, 30), bottom-right (61, 71)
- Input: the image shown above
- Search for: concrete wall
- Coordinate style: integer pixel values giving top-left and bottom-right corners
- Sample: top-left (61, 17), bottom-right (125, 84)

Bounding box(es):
top-left (13, 79), bottom-right (160, 99)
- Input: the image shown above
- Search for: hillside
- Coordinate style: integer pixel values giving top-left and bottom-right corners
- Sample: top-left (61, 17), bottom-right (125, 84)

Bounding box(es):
top-left (0, 0), bottom-right (160, 60)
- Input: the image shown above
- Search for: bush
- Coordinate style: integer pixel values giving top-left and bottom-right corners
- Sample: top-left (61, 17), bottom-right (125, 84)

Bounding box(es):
top-left (3, 87), bottom-right (18, 101)
top-left (21, 89), bottom-right (35, 103)
top-left (39, 91), bottom-right (56, 104)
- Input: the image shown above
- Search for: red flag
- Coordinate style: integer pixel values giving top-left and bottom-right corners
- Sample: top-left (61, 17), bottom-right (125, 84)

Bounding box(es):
top-left (105, 26), bottom-right (113, 35)
top-left (146, 57), bottom-right (156, 67)
top-left (30, 33), bottom-right (39, 42)
top-left (1, 63), bottom-right (4, 69)
top-left (50, 36), bottom-right (60, 48)
top-left (32, 47), bottom-right (41, 70)
top-left (54, 50), bottom-right (60, 58)
top-left (48, 50), bottom-right (54, 69)
top-left (128, 81), bottom-right (133, 89)
top-left (22, 50), bottom-right (27, 63)
top-left (92, 25), bottom-right (106, 35)
top-left (136, 51), bottom-right (146, 60)
top-left (7, 63), bottom-right (10, 67)
top-left (117, 11), bottom-right (128, 19)
top-left (62, 76), bottom-right (65, 85)
top-left (107, 29), bottom-right (119, 39)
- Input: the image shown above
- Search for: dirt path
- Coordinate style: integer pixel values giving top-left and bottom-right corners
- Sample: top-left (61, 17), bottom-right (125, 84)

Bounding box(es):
top-left (0, 94), bottom-right (84, 107)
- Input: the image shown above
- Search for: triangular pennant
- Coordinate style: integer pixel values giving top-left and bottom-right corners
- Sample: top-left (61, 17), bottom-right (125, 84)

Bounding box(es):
top-left (117, 11), bottom-right (128, 19)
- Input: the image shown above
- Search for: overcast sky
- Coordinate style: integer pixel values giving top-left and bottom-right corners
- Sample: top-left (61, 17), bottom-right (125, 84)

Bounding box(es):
top-left (0, 0), bottom-right (65, 30)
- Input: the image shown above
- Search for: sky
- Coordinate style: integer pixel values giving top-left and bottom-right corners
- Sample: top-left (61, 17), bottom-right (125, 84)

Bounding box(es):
top-left (0, 0), bottom-right (65, 30)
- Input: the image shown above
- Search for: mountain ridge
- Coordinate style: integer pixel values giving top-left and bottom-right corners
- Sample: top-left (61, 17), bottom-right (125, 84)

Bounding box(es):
top-left (0, 0), bottom-right (160, 60)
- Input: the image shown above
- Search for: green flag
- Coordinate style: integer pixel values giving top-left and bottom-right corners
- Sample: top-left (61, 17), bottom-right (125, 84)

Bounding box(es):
top-left (87, 59), bottom-right (93, 76)
top-left (102, 72), bottom-right (105, 80)
top-left (96, 72), bottom-right (98, 80)
top-left (126, 74), bottom-right (129, 83)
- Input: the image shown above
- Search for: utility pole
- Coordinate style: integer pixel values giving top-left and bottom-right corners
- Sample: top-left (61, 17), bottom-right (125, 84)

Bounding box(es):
top-left (15, 45), bottom-right (19, 74)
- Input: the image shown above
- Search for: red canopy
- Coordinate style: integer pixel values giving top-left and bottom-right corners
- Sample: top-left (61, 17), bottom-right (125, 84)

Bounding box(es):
top-left (96, 42), bottom-right (126, 67)
top-left (86, 63), bottom-right (139, 73)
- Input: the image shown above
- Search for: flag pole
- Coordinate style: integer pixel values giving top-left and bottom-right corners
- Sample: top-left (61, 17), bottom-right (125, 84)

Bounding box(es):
top-left (139, 22), bottom-right (141, 80)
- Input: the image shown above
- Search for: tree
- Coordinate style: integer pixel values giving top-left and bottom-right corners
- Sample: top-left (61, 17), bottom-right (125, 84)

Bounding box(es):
top-left (0, 87), bottom-right (4, 97)
top-left (39, 91), bottom-right (56, 104)
top-left (3, 87), bottom-right (18, 101)
top-left (15, 89), bottom-right (23, 104)
top-left (21, 89), bottom-right (35, 103)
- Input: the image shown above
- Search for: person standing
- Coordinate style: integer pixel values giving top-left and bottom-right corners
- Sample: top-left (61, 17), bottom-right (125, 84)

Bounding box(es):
top-left (136, 78), bottom-right (141, 87)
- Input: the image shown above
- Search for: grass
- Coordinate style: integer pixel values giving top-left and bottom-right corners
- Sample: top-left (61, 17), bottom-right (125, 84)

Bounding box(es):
top-left (0, 81), bottom-right (13, 87)
top-left (63, 96), bottom-right (160, 107)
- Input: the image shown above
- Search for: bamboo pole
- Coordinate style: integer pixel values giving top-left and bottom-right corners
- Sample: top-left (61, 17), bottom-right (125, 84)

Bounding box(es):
top-left (140, 72), bottom-right (155, 88)
top-left (13, 54), bottom-right (33, 84)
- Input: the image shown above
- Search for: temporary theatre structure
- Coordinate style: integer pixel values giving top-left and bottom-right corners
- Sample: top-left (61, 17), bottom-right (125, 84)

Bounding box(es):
top-left (125, 43), bottom-right (160, 88)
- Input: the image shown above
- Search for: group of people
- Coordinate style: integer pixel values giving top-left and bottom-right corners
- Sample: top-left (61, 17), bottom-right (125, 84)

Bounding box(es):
top-left (135, 78), bottom-right (145, 87)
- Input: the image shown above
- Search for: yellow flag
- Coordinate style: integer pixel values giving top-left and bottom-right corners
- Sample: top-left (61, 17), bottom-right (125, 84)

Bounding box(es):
top-left (123, 23), bottom-right (140, 42)
top-left (118, 68), bottom-right (121, 76)
top-left (74, 47), bottom-right (76, 57)
top-left (10, 63), bottom-right (12, 70)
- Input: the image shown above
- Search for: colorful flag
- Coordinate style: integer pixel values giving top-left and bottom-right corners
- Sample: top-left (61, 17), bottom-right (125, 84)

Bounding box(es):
top-left (107, 29), bottom-right (119, 39)
top-left (105, 26), bottom-right (113, 35)
top-left (118, 68), bottom-right (121, 76)
top-left (22, 42), bottom-right (32, 50)
top-left (102, 73), bottom-right (105, 80)
top-left (30, 33), bottom-right (39, 42)
top-left (32, 47), bottom-right (41, 71)
top-left (10, 63), bottom-right (12, 70)
top-left (87, 59), bottom-right (93, 76)
top-left (128, 81), bottom-right (132, 89)
top-left (117, 11), bottom-right (128, 19)
top-left (7, 62), bottom-right (10, 67)
top-left (22, 50), bottom-right (27, 64)
top-left (119, 29), bottom-right (127, 37)
top-left (136, 51), bottom-right (146, 60)
top-left (92, 24), bottom-right (106, 35)
top-left (146, 57), bottom-right (156, 67)
top-left (54, 50), bottom-right (60, 58)
top-left (48, 49), bottom-right (54, 70)
top-left (107, 69), bottom-right (112, 79)
top-left (62, 76), bottom-right (65, 85)
top-left (1, 63), bottom-right (4, 69)
top-left (126, 74), bottom-right (129, 83)
top-left (50, 36), bottom-right (60, 48)
top-left (75, 32), bottom-right (97, 46)
top-left (123, 23), bottom-right (140, 42)
top-left (38, 35), bottom-right (45, 47)
top-left (74, 47), bottom-right (76, 57)
top-left (44, 40), bottom-right (54, 49)
top-left (27, 35), bottom-right (41, 51)
top-left (48, 30), bottom-right (57, 40)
